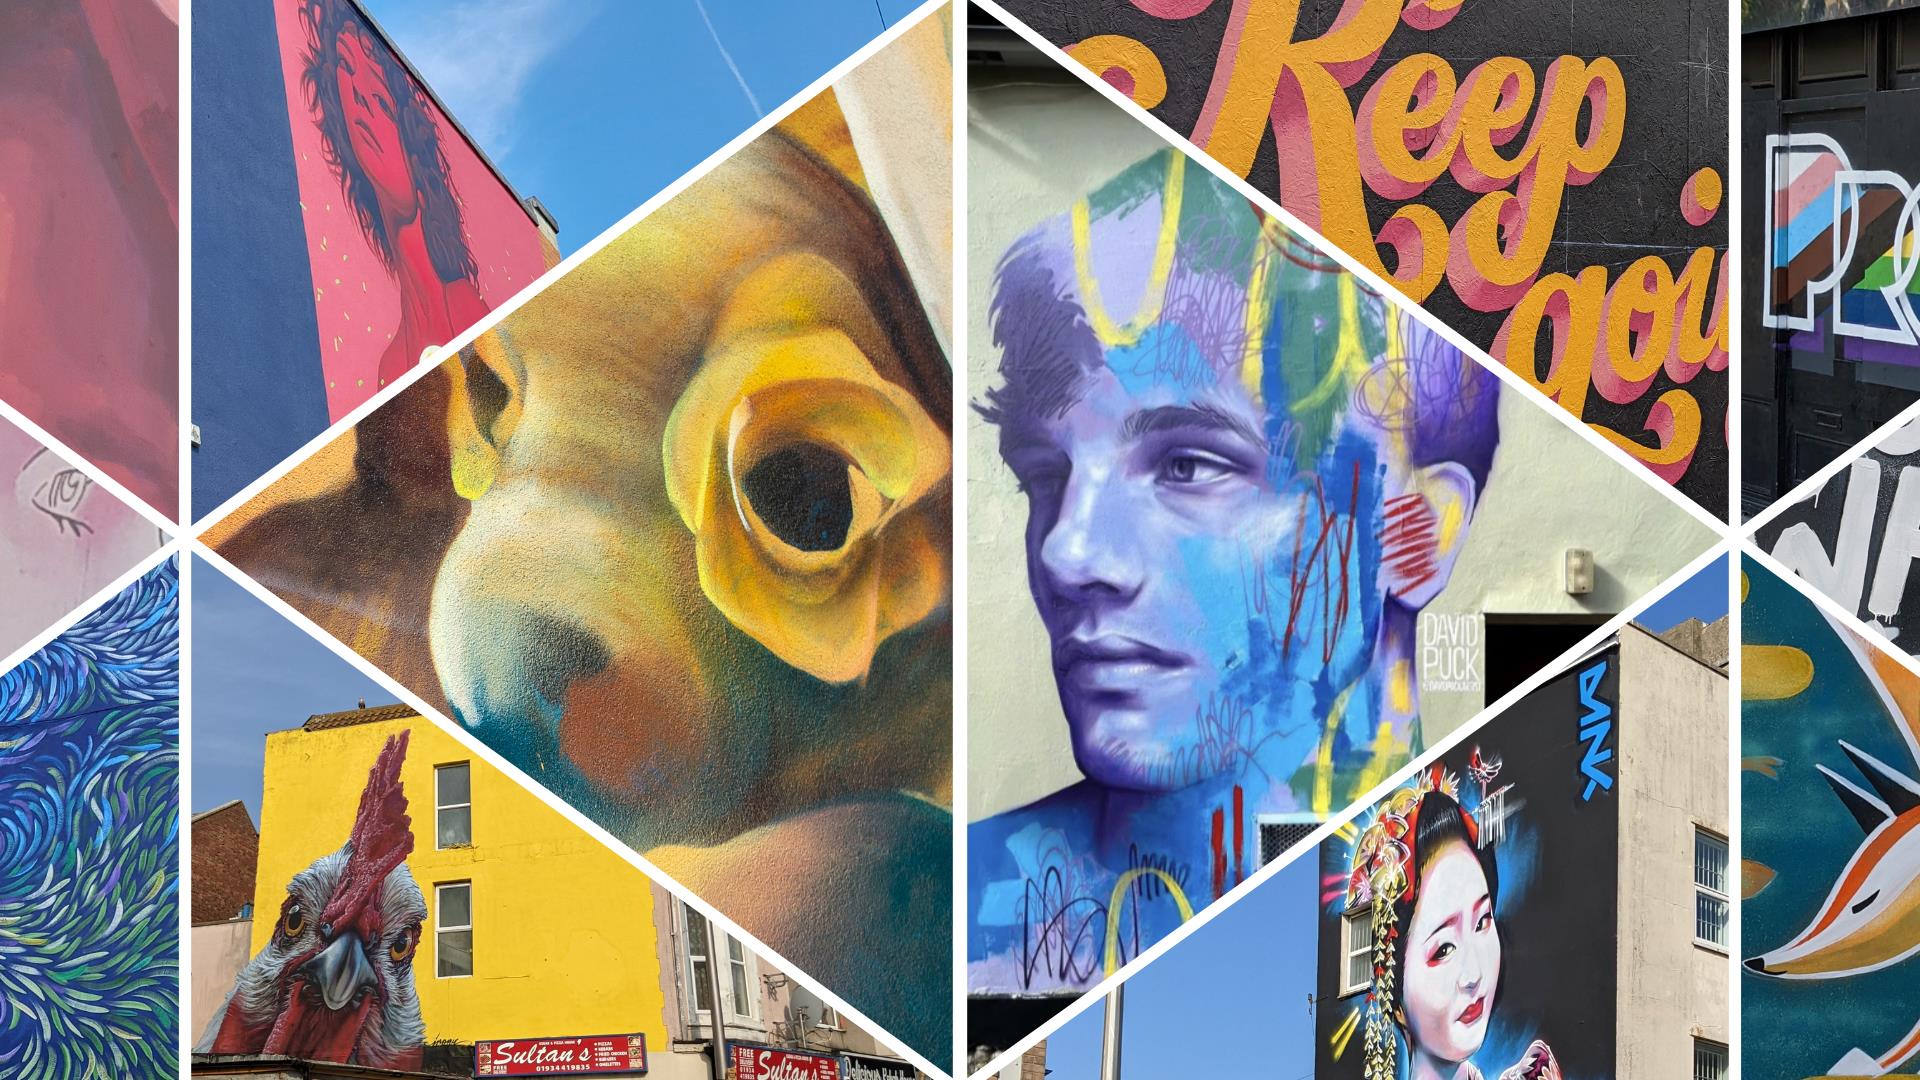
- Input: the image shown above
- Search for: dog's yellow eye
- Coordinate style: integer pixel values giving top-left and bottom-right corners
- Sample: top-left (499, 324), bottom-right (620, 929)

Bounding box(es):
top-left (740, 443), bottom-right (854, 553)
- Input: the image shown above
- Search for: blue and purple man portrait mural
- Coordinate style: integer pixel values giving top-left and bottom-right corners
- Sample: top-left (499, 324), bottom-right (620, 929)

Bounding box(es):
top-left (0, 557), bottom-right (179, 1076)
top-left (967, 149), bottom-right (1503, 995)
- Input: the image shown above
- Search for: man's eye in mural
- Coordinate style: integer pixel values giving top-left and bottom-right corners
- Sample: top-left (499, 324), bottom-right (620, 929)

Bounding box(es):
top-left (22, 449), bottom-right (95, 536)
top-left (740, 443), bottom-right (855, 553)
top-left (1157, 449), bottom-right (1238, 488)
top-left (280, 902), bottom-right (307, 941)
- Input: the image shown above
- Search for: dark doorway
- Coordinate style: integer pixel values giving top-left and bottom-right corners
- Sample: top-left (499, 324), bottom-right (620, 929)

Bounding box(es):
top-left (1483, 615), bottom-right (1613, 705)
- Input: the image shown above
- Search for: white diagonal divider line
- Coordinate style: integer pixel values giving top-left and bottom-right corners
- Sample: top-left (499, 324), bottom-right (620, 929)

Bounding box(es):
top-left (968, 0), bottom-right (1726, 537)
top-left (0, 540), bottom-right (182, 682)
top-left (964, 535), bottom-right (1733, 1080)
top-left (949, 5), bottom-right (971, 1077)
top-left (188, 0), bottom-right (953, 536)
top-left (1739, 394), bottom-right (1920, 541)
top-left (188, 540), bottom-right (952, 1080)
top-left (0, 399), bottom-right (179, 538)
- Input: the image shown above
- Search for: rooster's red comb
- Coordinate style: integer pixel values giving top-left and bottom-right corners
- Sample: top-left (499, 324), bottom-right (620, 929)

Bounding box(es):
top-left (320, 731), bottom-right (415, 937)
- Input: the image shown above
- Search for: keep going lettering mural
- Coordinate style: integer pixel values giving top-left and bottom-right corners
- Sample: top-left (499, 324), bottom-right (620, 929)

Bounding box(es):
top-left (1756, 416), bottom-right (1920, 646)
top-left (992, 0), bottom-right (1729, 515)
top-left (198, 733), bottom-right (429, 1069)
top-left (1742, 558), bottom-right (1920, 1077)
top-left (0, 559), bottom-right (180, 1077)
top-left (207, 13), bottom-right (954, 1063)
top-left (1314, 647), bottom-right (1620, 1079)
top-left (966, 149), bottom-right (1503, 996)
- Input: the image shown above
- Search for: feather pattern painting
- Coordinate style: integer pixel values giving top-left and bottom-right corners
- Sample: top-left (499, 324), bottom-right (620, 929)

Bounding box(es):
top-left (0, 557), bottom-right (179, 1078)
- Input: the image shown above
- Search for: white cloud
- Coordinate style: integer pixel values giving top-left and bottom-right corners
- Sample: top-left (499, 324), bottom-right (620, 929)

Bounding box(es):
top-left (377, 0), bottom-right (590, 161)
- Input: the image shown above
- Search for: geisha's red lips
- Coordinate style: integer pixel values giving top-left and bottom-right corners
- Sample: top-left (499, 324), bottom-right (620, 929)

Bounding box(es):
top-left (1456, 996), bottom-right (1485, 1026)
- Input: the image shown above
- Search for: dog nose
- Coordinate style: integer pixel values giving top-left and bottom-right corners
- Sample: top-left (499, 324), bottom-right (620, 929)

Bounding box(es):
top-left (518, 614), bottom-right (611, 709)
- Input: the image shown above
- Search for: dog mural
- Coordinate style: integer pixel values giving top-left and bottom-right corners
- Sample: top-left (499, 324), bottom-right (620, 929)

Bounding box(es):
top-left (206, 19), bottom-right (952, 1062)
top-left (1746, 592), bottom-right (1920, 1076)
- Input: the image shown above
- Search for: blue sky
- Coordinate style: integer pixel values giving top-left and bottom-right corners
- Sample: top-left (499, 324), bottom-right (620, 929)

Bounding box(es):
top-left (190, 556), bottom-right (399, 819)
top-left (1044, 857), bottom-right (1319, 1079)
top-left (371, 0), bottom-right (928, 256)
top-left (1636, 552), bottom-right (1729, 634)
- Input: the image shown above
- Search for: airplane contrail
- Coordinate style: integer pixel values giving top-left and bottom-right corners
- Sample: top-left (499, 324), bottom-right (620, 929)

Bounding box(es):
top-left (692, 0), bottom-right (763, 118)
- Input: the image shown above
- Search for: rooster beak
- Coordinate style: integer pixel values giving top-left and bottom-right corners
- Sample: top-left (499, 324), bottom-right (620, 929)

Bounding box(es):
top-left (300, 931), bottom-right (377, 1011)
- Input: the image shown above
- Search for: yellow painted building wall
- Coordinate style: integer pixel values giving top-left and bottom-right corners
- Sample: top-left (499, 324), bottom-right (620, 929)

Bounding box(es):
top-left (251, 714), bottom-right (670, 1048)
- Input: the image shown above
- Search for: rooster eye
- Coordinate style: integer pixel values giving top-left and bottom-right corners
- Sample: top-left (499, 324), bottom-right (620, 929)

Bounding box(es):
top-left (280, 905), bottom-right (306, 939)
top-left (389, 928), bottom-right (419, 964)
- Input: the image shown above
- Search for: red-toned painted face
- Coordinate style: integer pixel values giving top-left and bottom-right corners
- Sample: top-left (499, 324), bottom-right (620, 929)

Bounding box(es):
top-left (333, 25), bottom-right (413, 217)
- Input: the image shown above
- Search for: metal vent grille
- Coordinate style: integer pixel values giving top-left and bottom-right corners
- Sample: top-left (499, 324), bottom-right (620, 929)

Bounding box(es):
top-left (1260, 822), bottom-right (1318, 865)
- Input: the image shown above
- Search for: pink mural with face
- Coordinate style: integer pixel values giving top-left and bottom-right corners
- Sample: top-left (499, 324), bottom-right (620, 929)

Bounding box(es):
top-left (0, 421), bottom-right (160, 661)
top-left (1402, 837), bottom-right (1502, 1070)
top-left (269, 0), bottom-right (548, 419)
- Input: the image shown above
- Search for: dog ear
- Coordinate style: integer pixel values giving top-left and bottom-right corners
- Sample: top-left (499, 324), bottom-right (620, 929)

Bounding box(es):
top-left (445, 335), bottom-right (524, 500)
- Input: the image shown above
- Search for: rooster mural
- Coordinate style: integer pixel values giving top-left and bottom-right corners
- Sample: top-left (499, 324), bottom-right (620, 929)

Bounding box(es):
top-left (1744, 560), bottom-right (1920, 1077)
top-left (199, 732), bottom-right (428, 1068)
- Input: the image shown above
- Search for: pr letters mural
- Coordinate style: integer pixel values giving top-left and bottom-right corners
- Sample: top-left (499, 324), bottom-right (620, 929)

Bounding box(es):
top-left (269, 0), bottom-right (549, 417)
top-left (1763, 134), bottom-right (1920, 364)
top-left (1743, 559), bottom-right (1920, 1077)
top-left (1756, 415), bottom-right (1920, 646)
top-left (0, 558), bottom-right (179, 1077)
top-left (0, 0), bottom-right (179, 512)
top-left (200, 733), bottom-right (428, 1069)
top-left (967, 148), bottom-right (1503, 996)
top-left (1314, 648), bottom-right (1620, 1080)
top-left (207, 16), bottom-right (953, 1062)
top-left (0, 420), bottom-right (162, 661)
top-left (994, 0), bottom-right (1729, 515)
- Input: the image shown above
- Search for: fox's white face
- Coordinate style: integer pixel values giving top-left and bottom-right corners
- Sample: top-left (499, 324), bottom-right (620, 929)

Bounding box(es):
top-left (1748, 808), bottom-right (1920, 978)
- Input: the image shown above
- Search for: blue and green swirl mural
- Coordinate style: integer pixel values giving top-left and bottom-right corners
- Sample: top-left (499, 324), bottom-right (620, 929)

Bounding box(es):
top-left (0, 558), bottom-right (179, 1077)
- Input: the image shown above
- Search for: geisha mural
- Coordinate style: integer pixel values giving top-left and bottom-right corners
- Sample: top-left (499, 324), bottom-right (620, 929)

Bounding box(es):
top-left (1317, 649), bottom-right (1620, 1079)
top-left (273, 0), bottom-right (546, 415)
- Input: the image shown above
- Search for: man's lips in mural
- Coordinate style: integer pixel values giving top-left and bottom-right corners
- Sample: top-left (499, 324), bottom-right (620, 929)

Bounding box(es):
top-left (1056, 635), bottom-right (1192, 695)
top-left (353, 117), bottom-right (382, 154)
top-left (1456, 995), bottom-right (1486, 1027)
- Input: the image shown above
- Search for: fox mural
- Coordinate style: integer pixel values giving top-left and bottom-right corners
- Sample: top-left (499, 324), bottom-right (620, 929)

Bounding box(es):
top-left (1744, 557), bottom-right (1920, 1077)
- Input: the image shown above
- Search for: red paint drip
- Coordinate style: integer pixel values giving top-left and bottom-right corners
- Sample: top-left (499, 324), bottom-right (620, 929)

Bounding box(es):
top-left (1211, 807), bottom-right (1226, 900)
top-left (1232, 785), bottom-right (1245, 886)
top-left (1382, 492), bottom-right (1439, 593)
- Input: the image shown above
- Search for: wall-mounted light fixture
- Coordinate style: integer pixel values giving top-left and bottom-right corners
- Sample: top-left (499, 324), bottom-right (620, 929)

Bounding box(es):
top-left (1565, 548), bottom-right (1595, 596)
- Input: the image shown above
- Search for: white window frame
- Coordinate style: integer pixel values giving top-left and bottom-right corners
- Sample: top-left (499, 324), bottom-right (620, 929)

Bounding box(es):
top-left (681, 903), bottom-right (761, 1027)
top-left (1693, 1037), bottom-right (1728, 1080)
top-left (1339, 909), bottom-right (1373, 997)
top-left (434, 881), bottom-right (473, 979)
top-left (816, 1002), bottom-right (843, 1031)
top-left (1694, 827), bottom-right (1730, 951)
top-left (434, 762), bottom-right (472, 850)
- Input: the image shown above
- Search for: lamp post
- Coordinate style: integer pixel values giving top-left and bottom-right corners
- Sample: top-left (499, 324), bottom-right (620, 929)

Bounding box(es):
top-left (1098, 985), bottom-right (1124, 1080)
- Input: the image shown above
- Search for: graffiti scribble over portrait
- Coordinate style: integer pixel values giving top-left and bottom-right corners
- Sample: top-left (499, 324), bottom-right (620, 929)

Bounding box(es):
top-left (967, 149), bottom-right (1501, 994)
top-left (198, 733), bottom-right (428, 1070)
top-left (1742, 559), bottom-right (1920, 1077)
top-left (207, 16), bottom-right (953, 1062)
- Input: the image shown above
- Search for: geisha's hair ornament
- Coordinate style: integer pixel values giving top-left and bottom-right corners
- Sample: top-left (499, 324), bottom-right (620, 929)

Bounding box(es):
top-left (1343, 764), bottom-right (1477, 1079)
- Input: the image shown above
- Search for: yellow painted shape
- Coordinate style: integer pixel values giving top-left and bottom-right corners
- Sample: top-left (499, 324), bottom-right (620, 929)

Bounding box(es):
top-left (250, 716), bottom-right (670, 1047)
top-left (1292, 273), bottom-right (1370, 414)
top-left (1388, 661), bottom-right (1413, 715)
top-left (1742, 859), bottom-right (1776, 900)
top-left (1239, 223), bottom-right (1279, 398)
top-left (1064, 35), bottom-right (1169, 109)
top-left (1352, 716), bottom-right (1406, 805)
top-left (1331, 1006), bottom-right (1361, 1060)
top-left (1742, 644), bottom-right (1814, 701)
top-left (1103, 868), bottom-right (1194, 975)
top-left (1312, 686), bottom-right (1354, 816)
top-left (1071, 154), bottom-right (1184, 348)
